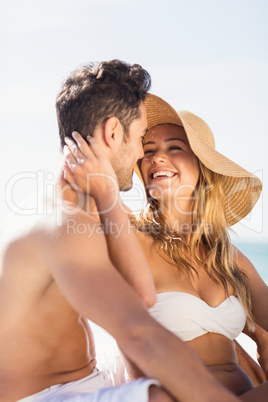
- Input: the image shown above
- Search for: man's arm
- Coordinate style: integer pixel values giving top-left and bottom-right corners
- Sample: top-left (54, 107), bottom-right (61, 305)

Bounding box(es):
top-left (47, 213), bottom-right (238, 402)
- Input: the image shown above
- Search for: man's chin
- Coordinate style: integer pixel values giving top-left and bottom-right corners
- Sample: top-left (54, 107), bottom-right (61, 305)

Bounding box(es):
top-left (119, 179), bottom-right (133, 192)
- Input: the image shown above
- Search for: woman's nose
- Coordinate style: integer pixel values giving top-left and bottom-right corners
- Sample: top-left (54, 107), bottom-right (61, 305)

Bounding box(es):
top-left (151, 150), bottom-right (166, 164)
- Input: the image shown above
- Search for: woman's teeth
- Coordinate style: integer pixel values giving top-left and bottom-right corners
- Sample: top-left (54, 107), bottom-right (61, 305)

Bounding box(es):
top-left (152, 171), bottom-right (175, 179)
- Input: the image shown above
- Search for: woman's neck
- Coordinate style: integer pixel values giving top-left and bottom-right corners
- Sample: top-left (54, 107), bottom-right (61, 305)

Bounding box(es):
top-left (161, 201), bottom-right (193, 243)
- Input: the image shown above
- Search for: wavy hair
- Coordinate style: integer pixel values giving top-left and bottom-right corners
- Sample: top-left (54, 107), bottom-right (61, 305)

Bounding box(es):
top-left (135, 161), bottom-right (254, 327)
top-left (56, 60), bottom-right (151, 148)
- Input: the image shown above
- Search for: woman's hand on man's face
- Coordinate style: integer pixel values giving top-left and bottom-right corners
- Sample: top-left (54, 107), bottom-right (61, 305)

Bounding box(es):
top-left (63, 132), bottom-right (118, 201)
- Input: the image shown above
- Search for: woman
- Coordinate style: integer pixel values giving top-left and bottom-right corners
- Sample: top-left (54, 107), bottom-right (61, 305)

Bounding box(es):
top-left (132, 94), bottom-right (268, 397)
top-left (64, 94), bottom-right (268, 399)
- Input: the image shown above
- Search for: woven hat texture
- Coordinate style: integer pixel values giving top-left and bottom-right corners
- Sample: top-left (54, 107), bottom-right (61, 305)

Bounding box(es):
top-left (135, 94), bottom-right (262, 226)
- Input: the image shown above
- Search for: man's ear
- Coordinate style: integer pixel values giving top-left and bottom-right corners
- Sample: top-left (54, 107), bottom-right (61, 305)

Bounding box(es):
top-left (102, 117), bottom-right (123, 149)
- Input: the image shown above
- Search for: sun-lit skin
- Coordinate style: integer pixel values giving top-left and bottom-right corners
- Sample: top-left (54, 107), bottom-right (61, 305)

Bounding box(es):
top-left (112, 103), bottom-right (147, 191)
top-left (62, 103), bottom-right (148, 217)
top-left (140, 124), bottom-right (200, 238)
top-left (43, 117), bottom-right (267, 401)
top-left (135, 123), bottom-right (268, 396)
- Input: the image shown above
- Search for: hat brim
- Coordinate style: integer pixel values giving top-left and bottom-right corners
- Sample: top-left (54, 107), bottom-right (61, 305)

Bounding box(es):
top-left (135, 94), bottom-right (262, 227)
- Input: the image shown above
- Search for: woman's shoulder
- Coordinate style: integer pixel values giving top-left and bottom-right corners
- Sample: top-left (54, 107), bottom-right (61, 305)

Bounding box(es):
top-left (134, 228), bottom-right (161, 256)
top-left (136, 228), bottom-right (154, 245)
top-left (232, 244), bottom-right (257, 276)
top-left (232, 244), bottom-right (248, 264)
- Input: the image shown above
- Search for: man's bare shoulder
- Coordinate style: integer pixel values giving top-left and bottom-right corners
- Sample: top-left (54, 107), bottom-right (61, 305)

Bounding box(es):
top-left (0, 212), bottom-right (57, 293)
top-left (48, 208), bottom-right (109, 270)
top-left (0, 206), bottom-right (108, 305)
top-left (0, 202), bottom-right (103, 256)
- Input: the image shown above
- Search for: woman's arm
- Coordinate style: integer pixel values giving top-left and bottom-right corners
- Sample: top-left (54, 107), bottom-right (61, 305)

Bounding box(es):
top-left (243, 322), bottom-right (268, 378)
top-left (234, 339), bottom-right (266, 386)
top-left (63, 132), bottom-right (156, 307)
top-left (233, 246), bottom-right (268, 331)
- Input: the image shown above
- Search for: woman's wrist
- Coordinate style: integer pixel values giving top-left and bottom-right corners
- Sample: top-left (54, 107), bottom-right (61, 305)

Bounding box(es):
top-left (94, 185), bottom-right (121, 215)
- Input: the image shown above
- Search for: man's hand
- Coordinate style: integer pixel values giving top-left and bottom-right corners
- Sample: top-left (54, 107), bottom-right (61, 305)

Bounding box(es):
top-left (63, 132), bottom-right (118, 204)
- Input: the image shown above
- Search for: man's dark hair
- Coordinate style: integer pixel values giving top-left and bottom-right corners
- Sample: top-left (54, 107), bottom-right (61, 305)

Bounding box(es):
top-left (56, 59), bottom-right (151, 148)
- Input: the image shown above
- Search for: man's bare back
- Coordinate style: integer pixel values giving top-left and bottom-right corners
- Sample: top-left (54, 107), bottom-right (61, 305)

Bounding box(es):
top-left (0, 208), bottom-right (99, 401)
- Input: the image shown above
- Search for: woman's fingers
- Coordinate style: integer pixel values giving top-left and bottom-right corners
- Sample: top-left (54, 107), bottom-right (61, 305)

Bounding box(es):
top-left (63, 133), bottom-right (117, 196)
top-left (63, 145), bottom-right (89, 192)
top-left (65, 136), bottom-right (85, 164)
top-left (86, 135), bottom-right (105, 159)
top-left (63, 145), bottom-right (80, 171)
top-left (63, 162), bottom-right (76, 186)
top-left (66, 132), bottom-right (104, 162)
top-left (72, 132), bottom-right (94, 158)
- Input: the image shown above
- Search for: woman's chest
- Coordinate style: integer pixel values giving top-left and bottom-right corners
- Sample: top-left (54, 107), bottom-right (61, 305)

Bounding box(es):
top-left (144, 242), bottom-right (232, 305)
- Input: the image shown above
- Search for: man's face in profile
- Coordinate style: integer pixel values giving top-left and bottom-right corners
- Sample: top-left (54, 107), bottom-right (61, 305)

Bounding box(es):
top-left (112, 103), bottom-right (147, 191)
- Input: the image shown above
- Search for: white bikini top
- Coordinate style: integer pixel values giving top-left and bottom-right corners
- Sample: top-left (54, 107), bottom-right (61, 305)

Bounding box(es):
top-left (149, 292), bottom-right (246, 342)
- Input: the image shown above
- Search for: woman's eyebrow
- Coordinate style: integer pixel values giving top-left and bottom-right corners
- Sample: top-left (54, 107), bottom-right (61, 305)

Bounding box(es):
top-left (143, 138), bottom-right (185, 146)
top-left (165, 138), bottom-right (185, 143)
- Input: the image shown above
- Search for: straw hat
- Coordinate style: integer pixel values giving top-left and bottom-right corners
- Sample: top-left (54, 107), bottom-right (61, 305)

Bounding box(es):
top-left (135, 93), bottom-right (262, 227)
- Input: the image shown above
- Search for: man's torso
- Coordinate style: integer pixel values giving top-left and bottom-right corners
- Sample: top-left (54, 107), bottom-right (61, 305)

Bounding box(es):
top-left (0, 212), bottom-right (97, 401)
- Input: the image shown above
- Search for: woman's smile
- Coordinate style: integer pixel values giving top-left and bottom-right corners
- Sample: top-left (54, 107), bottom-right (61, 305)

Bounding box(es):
top-left (141, 124), bottom-right (200, 197)
top-left (148, 168), bottom-right (178, 182)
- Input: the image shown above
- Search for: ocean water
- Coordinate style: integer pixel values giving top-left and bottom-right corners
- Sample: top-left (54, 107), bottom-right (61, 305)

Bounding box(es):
top-left (234, 242), bottom-right (268, 284)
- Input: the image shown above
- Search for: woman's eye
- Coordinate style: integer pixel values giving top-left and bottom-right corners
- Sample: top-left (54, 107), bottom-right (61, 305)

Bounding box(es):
top-left (169, 146), bottom-right (182, 151)
top-left (144, 149), bottom-right (155, 154)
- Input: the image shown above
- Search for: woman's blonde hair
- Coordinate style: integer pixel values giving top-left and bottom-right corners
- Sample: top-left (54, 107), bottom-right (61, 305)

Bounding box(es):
top-left (135, 160), bottom-right (254, 327)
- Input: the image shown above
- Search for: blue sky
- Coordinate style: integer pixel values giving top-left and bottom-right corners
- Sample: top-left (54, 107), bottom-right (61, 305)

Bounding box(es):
top-left (1, 0), bottom-right (268, 242)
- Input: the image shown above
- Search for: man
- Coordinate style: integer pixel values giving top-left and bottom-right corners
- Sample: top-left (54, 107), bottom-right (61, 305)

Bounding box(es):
top-left (0, 60), bottom-right (238, 401)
